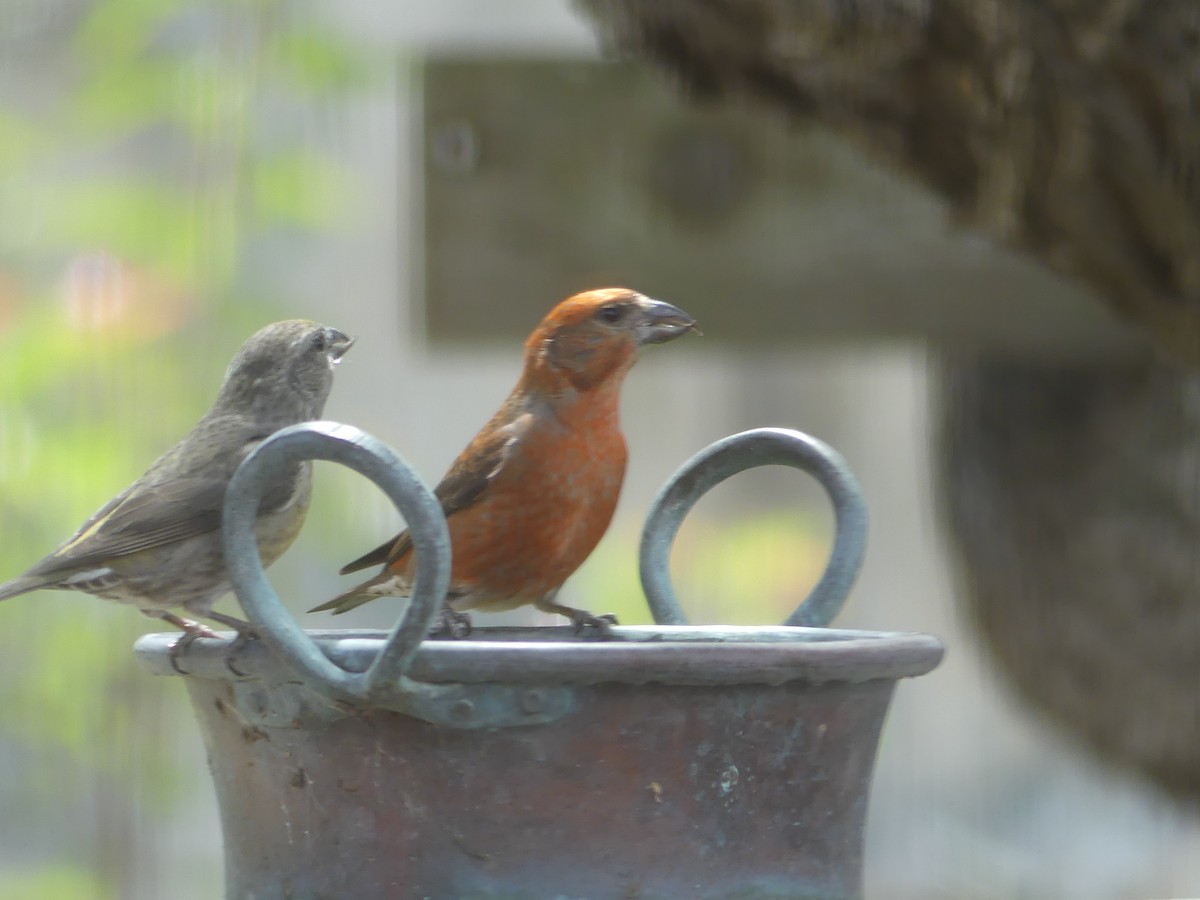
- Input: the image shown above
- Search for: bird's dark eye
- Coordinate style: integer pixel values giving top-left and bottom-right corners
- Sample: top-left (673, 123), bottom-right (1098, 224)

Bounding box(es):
top-left (596, 304), bottom-right (624, 324)
top-left (310, 331), bottom-right (328, 352)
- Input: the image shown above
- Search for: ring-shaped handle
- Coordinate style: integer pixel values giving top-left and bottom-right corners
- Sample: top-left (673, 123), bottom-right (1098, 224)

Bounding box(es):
top-left (222, 421), bottom-right (451, 701)
top-left (639, 428), bottom-right (868, 627)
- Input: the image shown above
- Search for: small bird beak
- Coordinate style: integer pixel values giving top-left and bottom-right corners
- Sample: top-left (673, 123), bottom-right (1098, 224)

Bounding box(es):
top-left (634, 298), bottom-right (701, 346)
top-left (327, 329), bottom-right (356, 365)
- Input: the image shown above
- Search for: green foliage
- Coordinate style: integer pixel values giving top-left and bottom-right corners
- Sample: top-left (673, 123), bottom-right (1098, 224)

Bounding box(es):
top-left (72, 58), bottom-right (179, 133)
top-left (0, 865), bottom-right (114, 900)
top-left (577, 510), bottom-right (830, 626)
top-left (0, 0), bottom-right (371, 895)
top-left (74, 0), bottom-right (179, 64)
top-left (43, 181), bottom-right (199, 275)
top-left (253, 152), bottom-right (348, 228)
top-left (0, 111), bottom-right (45, 170)
top-left (272, 27), bottom-right (371, 90)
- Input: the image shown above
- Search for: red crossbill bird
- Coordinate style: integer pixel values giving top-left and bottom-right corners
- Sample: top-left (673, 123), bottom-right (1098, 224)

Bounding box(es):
top-left (0, 320), bottom-right (355, 649)
top-left (309, 288), bottom-right (699, 632)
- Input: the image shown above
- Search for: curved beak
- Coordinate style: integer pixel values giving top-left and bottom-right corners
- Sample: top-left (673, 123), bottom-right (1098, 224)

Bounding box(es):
top-left (327, 328), bottom-right (356, 365)
top-left (635, 297), bottom-right (701, 346)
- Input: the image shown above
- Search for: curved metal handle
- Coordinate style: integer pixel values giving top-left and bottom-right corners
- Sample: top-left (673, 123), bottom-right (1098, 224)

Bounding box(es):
top-left (639, 428), bottom-right (868, 627)
top-left (222, 421), bottom-right (451, 702)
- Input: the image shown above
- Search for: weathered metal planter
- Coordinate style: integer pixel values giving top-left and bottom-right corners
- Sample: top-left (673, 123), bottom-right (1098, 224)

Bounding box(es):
top-left (135, 424), bottom-right (943, 900)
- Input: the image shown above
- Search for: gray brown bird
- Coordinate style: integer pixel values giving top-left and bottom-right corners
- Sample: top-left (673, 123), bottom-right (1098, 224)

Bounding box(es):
top-left (0, 319), bottom-right (354, 648)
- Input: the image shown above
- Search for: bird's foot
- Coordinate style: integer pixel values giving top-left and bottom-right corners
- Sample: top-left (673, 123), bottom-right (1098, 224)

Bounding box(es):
top-left (224, 630), bottom-right (260, 678)
top-left (206, 611), bottom-right (257, 635)
top-left (533, 596), bottom-right (619, 637)
top-left (163, 617), bottom-right (220, 675)
top-left (224, 629), bottom-right (257, 655)
top-left (202, 612), bottom-right (260, 676)
top-left (432, 608), bottom-right (473, 639)
top-left (569, 610), bottom-right (618, 637)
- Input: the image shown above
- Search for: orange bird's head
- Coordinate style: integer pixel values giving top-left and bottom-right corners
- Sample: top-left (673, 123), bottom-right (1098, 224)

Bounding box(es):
top-left (523, 288), bottom-right (699, 394)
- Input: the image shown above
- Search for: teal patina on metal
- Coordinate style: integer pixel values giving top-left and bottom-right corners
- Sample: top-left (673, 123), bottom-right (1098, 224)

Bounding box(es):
top-left (135, 421), bottom-right (943, 900)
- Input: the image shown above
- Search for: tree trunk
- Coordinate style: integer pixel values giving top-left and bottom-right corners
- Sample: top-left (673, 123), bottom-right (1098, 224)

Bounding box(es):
top-left (938, 352), bottom-right (1200, 800)
top-left (579, 0), bottom-right (1200, 800)
top-left (579, 0), bottom-right (1200, 363)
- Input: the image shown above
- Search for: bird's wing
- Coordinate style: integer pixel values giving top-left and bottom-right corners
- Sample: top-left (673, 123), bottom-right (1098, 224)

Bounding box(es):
top-left (338, 412), bottom-right (534, 575)
top-left (27, 431), bottom-right (297, 578)
top-left (435, 412), bottom-right (533, 518)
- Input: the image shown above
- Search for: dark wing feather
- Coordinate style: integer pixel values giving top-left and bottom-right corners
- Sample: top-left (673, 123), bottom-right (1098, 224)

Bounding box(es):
top-left (337, 536), bottom-right (395, 575)
top-left (338, 413), bottom-right (532, 575)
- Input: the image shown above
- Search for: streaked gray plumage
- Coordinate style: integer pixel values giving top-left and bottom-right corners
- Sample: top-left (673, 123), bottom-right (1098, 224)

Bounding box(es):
top-left (0, 319), bottom-right (354, 643)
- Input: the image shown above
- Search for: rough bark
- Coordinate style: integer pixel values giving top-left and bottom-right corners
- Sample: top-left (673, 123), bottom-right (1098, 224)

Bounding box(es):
top-left (938, 353), bottom-right (1200, 801)
top-left (579, 0), bottom-right (1200, 364)
top-left (577, 0), bottom-right (1200, 800)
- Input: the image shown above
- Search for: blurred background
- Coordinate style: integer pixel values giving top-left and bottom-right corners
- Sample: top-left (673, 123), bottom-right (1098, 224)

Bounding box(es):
top-left (2, 1), bottom-right (1199, 898)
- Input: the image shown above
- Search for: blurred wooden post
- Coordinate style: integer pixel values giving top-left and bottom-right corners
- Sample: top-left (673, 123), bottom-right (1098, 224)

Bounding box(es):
top-left (421, 58), bottom-right (1136, 357)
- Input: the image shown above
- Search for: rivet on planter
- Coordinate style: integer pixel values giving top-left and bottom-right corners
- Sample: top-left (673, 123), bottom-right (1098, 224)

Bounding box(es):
top-left (519, 689), bottom-right (545, 715)
top-left (449, 698), bottom-right (475, 722)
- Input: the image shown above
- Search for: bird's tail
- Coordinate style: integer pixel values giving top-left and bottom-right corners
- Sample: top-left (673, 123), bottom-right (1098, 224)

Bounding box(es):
top-left (0, 574), bottom-right (56, 603)
top-left (307, 574), bottom-right (399, 616)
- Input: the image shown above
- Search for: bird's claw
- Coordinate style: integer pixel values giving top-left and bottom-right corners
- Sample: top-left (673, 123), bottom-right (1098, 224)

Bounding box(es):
top-left (167, 621), bottom-right (219, 675)
top-left (432, 608), bottom-right (473, 639)
top-left (226, 628), bottom-right (259, 652)
top-left (224, 628), bottom-right (260, 678)
top-left (571, 612), bottom-right (618, 637)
